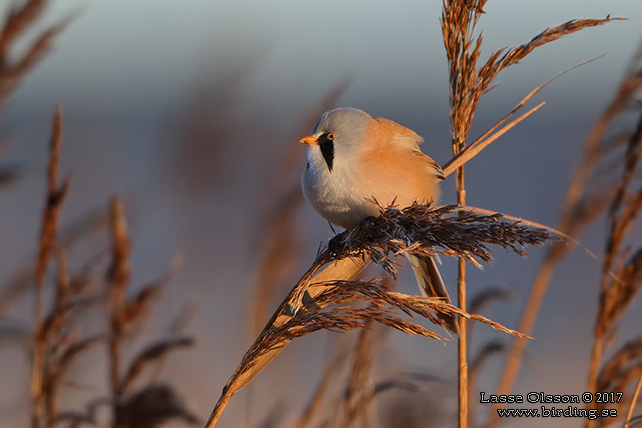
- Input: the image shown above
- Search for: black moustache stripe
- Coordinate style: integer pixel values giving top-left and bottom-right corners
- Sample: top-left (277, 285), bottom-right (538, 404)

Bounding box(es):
top-left (319, 136), bottom-right (334, 172)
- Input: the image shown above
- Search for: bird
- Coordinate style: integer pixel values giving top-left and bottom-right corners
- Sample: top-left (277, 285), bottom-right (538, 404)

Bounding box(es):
top-left (300, 107), bottom-right (459, 334)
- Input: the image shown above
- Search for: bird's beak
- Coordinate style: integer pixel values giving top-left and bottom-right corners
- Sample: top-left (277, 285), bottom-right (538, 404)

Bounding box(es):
top-left (299, 135), bottom-right (319, 146)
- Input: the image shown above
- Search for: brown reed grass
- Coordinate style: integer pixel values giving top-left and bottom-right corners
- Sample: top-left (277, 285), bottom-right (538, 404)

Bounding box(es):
top-left (212, 8), bottom-right (619, 423)
top-left (291, 279), bottom-right (393, 428)
top-left (105, 197), bottom-right (198, 428)
top-left (0, 0), bottom-right (69, 335)
top-left (106, 197), bottom-right (131, 415)
top-left (0, 0), bottom-right (67, 109)
top-left (0, 7), bottom-right (201, 411)
top-left (440, 2), bottom-right (616, 424)
top-left (32, 106), bottom-right (69, 428)
top-left (495, 43), bottom-right (642, 425)
top-left (7, 104), bottom-right (197, 428)
top-left (210, 3), bottom-right (624, 427)
top-left (15, 107), bottom-right (198, 428)
top-left (2, 1), bottom-right (632, 427)
top-left (205, 203), bottom-right (553, 427)
top-left (587, 110), bottom-right (642, 428)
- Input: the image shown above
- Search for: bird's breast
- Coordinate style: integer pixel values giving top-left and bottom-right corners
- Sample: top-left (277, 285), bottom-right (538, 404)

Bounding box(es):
top-left (302, 150), bottom-right (379, 228)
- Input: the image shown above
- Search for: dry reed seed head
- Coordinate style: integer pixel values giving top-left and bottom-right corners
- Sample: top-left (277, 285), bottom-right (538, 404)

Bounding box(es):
top-left (441, 9), bottom-right (619, 150)
top-left (0, 0), bottom-right (46, 46)
top-left (311, 282), bottom-right (411, 318)
top-left (0, 1), bottom-right (67, 108)
top-left (322, 204), bottom-right (554, 273)
top-left (492, 18), bottom-right (621, 72)
top-left (469, 312), bottom-right (530, 338)
top-left (36, 108), bottom-right (69, 287)
top-left (239, 294), bottom-right (451, 381)
top-left (210, 154), bottom-right (543, 424)
top-left (309, 280), bottom-right (464, 320)
top-left (505, 21), bottom-right (623, 93)
top-left (241, 277), bottom-right (528, 382)
top-left (251, 306), bottom-right (446, 360)
top-left (107, 197), bottom-right (131, 287)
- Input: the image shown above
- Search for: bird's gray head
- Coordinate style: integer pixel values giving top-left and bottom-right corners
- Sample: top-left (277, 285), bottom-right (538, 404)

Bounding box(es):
top-left (305, 107), bottom-right (372, 172)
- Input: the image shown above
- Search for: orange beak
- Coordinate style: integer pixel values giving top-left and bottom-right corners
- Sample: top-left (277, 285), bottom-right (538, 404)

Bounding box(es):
top-left (299, 135), bottom-right (319, 146)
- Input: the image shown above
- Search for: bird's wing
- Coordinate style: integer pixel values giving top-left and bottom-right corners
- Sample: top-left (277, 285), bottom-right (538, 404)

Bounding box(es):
top-left (413, 151), bottom-right (446, 180)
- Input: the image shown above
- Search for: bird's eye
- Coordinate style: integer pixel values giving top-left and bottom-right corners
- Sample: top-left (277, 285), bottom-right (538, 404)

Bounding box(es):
top-left (326, 133), bottom-right (336, 141)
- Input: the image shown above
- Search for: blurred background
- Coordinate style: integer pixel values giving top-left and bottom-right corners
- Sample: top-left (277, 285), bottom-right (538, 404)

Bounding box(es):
top-left (1, 1), bottom-right (641, 427)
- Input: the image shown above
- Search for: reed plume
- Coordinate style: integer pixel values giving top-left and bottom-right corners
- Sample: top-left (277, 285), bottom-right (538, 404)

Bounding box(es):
top-left (205, 203), bottom-right (554, 427)
top-left (440, 2), bottom-right (616, 425)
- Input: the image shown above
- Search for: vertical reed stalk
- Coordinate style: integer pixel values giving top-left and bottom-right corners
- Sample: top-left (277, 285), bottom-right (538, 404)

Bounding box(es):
top-left (455, 123), bottom-right (468, 428)
top-left (457, 259), bottom-right (468, 428)
top-left (107, 197), bottom-right (131, 426)
top-left (32, 106), bottom-right (66, 428)
top-left (438, 5), bottom-right (617, 426)
top-left (441, 1), bottom-right (487, 424)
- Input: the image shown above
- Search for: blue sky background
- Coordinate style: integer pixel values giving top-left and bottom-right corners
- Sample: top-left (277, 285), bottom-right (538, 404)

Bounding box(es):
top-left (1, 1), bottom-right (642, 427)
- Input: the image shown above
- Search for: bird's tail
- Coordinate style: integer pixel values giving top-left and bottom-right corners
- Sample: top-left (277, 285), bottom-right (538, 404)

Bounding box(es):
top-left (406, 254), bottom-right (460, 336)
